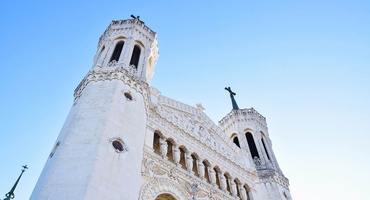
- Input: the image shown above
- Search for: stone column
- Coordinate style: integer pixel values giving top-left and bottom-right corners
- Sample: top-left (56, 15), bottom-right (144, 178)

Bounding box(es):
top-left (159, 138), bottom-right (167, 159)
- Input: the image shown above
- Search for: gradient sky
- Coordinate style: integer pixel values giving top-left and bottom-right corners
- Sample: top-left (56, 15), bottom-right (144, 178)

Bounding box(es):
top-left (1, 1), bottom-right (369, 200)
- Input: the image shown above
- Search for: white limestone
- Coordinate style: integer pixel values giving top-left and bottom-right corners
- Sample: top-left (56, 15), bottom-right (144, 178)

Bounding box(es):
top-left (30, 18), bottom-right (292, 200)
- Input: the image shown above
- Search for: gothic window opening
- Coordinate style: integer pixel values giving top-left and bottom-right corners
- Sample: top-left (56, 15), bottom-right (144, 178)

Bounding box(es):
top-left (153, 132), bottom-right (161, 155)
top-left (179, 147), bottom-right (187, 170)
top-left (110, 41), bottom-right (124, 62)
top-left (203, 160), bottom-right (210, 183)
top-left (166, 140), bottom-right (174, 163)
top-left (214, 167), bottom-right (221, 189)
top-left (130, 44), bottom-right (141, 69)
top-left (231, 134), bottom-right (240, 148)
top-left (245, 132), bottom-right (260, 159)
top-left (191, 154), bottom-right (199, 176)
top-left (261, 138), bottom-right (271, 160)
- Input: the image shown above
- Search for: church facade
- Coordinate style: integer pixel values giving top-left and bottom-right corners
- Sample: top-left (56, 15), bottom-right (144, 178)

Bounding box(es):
top-left (30, 18), bottom-right (292, 200)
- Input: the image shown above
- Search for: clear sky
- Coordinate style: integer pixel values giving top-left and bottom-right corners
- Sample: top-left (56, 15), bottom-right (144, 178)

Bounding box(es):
top-left (0, 1), bottom-right (369, 200)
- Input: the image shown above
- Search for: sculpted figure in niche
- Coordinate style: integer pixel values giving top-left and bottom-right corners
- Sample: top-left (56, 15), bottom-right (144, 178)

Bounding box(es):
top-left (253, 156), bottom-right (261, 167)
top-left (197, 161), bottom-right (205, 179)
top-left (173, 146), bottom-right (180, 166)
top-left (185, 152), bottom-right (193, 173)
top-left (159, 138), bottom-right (167, 159)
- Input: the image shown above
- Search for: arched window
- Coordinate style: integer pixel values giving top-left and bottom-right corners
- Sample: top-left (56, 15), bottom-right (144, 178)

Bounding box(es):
top-left (166, 140), bottom-right (174, 163)
top-left (110, 41), bottom-right (124, 62)
top-left (224, 173), bottom-right (231, 195)
top-left (245, 132), bottom-right (260, 159)
top-left (179, 147), bottom-right (187, 170)
top-left (231, 134), bottom-right (241, 148)
top-left (203, 160), bottom-right (210, 183)
top-left (130, 45), bottom-right (141, 69)
top-left (153, 132), bottom-right (161, 155)
top-left (261, 138), bottom-right (271, 160)
top-left (214, 167), bottom-right (221, 189)
top-left (191, 154), bottom-right (199, 175)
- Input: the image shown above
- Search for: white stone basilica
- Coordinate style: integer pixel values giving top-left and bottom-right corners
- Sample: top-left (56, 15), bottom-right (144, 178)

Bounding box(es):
top-left (30, 18), bottom-right (292, 200)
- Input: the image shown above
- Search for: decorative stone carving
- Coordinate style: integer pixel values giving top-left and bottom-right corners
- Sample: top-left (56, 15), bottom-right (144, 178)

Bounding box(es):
top-left (139, 178), bottom-right (191, 200)
top-left (141, 158), bottom-right (155, 177)
top-left (253, 157), bottom-right (261, 167)
top-left (191, 183), bottom-right (198, 198)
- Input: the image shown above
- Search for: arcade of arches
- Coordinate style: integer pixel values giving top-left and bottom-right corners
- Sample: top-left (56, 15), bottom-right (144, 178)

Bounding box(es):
top-left (153, 131), bottom-right (252, 199)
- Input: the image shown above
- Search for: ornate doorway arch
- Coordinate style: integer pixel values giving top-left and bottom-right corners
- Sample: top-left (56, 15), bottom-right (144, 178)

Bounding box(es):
top-left (155, 193), bottom-right (178, 200)
top-left (139, 178), bottom-right (191, 200)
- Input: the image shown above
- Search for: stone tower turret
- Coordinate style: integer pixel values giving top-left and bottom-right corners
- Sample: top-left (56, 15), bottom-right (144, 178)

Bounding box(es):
top-left (30, 18), bottom-right (158, 200)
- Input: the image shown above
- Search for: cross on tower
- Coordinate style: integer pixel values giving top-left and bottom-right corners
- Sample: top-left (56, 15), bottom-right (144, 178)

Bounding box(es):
top-left (225, 87), bottom-right (239, 110)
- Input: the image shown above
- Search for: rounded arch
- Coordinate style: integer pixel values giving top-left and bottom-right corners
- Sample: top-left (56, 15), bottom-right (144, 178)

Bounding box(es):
top-left (243, 128), bottom-right (254, 133)
top-left (213, 166), bottom-right (222, 189)
top-left (134, 40), bottom-right (145, 48)
top-left (166, 137), bottom-right (176, 146)
top-left (139, 178), bottom-right (190, 200)
top-left (155, 193), bottom-right (178, 200)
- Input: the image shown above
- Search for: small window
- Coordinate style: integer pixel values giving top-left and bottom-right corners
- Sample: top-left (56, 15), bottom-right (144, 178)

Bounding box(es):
top-left (233, 136), bottom-right (240, 148)
top-left (111, 139), bottom-right (127, 153)
top-left (49, 141), bottom-right (61, 158)
top-left (124, 92), bottom-right (133, 100)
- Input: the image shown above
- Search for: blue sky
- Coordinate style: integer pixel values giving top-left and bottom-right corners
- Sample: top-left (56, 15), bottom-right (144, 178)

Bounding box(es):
top-left (0, 1), bottom-right (369, 199)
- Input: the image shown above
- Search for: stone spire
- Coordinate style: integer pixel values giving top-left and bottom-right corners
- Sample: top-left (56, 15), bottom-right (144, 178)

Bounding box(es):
top-left (3, 165), bottom-right (28, 200)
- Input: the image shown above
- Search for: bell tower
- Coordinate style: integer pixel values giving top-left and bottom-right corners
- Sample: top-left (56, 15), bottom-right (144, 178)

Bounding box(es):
top-left (30, 18), bottom-right (158, 200)
top-left (93, 17), bottom-right (158, 83)
top-left (219, 88), bottom-right (292, 200)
